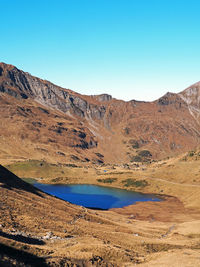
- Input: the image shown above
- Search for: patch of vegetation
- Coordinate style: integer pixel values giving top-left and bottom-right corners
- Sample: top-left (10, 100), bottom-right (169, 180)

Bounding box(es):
top-left (95, 153), bottom-right (104, 158)
top-left (98, 171), bottom-right (132, 176)
top-left (6, 160), bottom-right (48, 172)
top-left (51, 177), bottom-right (69, 183)
top-left (132, 143), bottom-right (139, 149)
top-left (63, 163), bottom-right (78, 168)
top-left (187, 233), bottom-right (200, 239)
top-left (6, 160), bottom-right (70, 179)
top-left (97, 178), bottom-right (117, 183)
top-left (122, 178), bottom-right (148, 187)
top-left (129, 139), bottom-right (140, 149)
top-left (93, 159), bottom-right (104, 164)
top-left (123, 127), bottom-right (130, 135)
top-left (38, 107), bottom-right (49, 114)
top-left (130, 150), bottom-right (152, 163)
top-left (56, 151), bottom-right (66, 156)
top-left (130, 155), bottom-right (143, 162)
top-left (188, 151), bottom-right (195, 157)
top-left (21, 178), bottom-right (37, 184)
top-left (143, 243), bottom-right (181, 253)
top-left (70, 155), bottom-right (80, 161)
top-left (138, 150), bottom-right (152, 157)
top-left (180, 150), bottom-right (200, 161)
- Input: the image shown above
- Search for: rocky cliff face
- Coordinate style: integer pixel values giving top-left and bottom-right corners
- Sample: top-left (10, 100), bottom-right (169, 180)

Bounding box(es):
top-left (92, 94), bottom-right (112, 102)
top-left (0, 63), bottom-right (108, 121)
top-left (179, 82), bottom-right (200, 121)
top-left (157, 92), bottom-right (187, 109)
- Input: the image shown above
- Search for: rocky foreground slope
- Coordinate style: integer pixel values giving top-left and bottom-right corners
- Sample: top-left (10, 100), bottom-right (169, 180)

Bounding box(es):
top-left (1, 154), bottom-right (200, 266)
top-left (1, 62), bottom-right (200, 164)
top-left (0, 156), bottom-right (200, 266)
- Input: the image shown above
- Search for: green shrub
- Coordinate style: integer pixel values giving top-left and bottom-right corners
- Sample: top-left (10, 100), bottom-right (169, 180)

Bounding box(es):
top-left (138, 150), bottom-right (152, 157)
top-left (124, 127), bottom-right (130, 135)
top-left (122, 178), bottom-right (148, 187)
top-left (188, 151), bottom-right (195, 157)
top-left (97, 178), bottom-right (117, 183)
top-left (132, 143), bottom-right (139, 149)
top-left (129, 139), bottom-right (140, 149)
top-left (130, 155), bottom-right (142, 162)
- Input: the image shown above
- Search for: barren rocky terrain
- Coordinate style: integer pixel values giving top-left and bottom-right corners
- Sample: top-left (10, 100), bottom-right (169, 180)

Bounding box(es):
top-left (0, 63), bottom-right (200, 266)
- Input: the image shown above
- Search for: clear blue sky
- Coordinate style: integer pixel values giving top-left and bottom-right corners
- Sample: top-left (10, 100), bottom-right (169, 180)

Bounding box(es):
top-left (1, 0), bottom-right (200, 101)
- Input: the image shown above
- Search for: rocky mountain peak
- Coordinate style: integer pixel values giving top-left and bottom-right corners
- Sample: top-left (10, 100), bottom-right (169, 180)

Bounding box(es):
top-left (177, 82), bottom-right (200, 121)
top-left (179, 81), bottom-right (200, 106)
top-left (156, 92), bottom-right (186, 109)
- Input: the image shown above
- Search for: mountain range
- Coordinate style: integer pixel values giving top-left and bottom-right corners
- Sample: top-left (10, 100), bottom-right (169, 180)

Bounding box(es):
top-left (1, 62), bottom-right (200, 266)
top-left (1, 62), bottom-right (200, 164)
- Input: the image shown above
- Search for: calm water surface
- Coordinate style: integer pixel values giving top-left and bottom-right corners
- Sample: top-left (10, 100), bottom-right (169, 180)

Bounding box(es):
top-left (34, 183), bottom-right (160, 210)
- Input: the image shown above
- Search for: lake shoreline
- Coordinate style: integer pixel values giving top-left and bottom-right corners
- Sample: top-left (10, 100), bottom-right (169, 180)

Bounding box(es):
top-left (33, 183), bottom-right (161, 210)
top-left (15, 161), bottom-right (200, 223)
top-left (24, 177), bottom-right (184, 223)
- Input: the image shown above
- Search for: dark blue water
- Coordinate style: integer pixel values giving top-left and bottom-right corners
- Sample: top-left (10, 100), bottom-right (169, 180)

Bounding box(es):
top-left (34, 183), bottom-right (160, 210)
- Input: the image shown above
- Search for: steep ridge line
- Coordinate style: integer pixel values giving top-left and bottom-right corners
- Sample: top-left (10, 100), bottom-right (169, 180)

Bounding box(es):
top-left (1, 62), bottom-right (200, 163)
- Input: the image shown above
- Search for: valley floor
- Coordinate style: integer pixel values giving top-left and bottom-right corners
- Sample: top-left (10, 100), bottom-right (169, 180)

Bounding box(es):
top-left (1, 154), bottom-right (200, 266)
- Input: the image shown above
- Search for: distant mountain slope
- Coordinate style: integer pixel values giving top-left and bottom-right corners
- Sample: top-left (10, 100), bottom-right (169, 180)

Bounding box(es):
top-left (0, 62), bottom-right (200, 164)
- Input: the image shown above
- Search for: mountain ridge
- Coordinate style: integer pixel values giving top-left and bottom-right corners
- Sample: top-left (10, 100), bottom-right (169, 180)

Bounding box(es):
top-left (1, 62), bottom-right (200, 164)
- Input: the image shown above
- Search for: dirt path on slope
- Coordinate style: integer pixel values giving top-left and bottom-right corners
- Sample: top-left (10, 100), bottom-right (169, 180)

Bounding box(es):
top-left (148, 177), bottom-right (200, 187)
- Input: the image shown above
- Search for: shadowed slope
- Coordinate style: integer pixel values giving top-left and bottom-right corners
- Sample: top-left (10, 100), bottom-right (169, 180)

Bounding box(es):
top-left (0, 165), bottom-right (43, 197)
top-left (0, 243), bottom-right (48, 267)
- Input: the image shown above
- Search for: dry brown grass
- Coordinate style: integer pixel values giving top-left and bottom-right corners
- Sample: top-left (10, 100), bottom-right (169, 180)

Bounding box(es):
top-left (1, 152), bottom-right (200, 266)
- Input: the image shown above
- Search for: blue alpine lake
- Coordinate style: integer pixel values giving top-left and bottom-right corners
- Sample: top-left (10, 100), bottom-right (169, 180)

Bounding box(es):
top-left (34, 183), bottom-right (161, 210)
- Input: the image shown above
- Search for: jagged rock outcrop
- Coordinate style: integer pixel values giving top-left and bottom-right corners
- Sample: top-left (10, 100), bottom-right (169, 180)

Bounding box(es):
top-left (179, 82), bottom-right (200, 108)
top-left (92, 94), bottom-right (112, 102)
top-left (178, 82), bottom-right (200, 121)
top-left (157, 92), bottom-right (186, 109)
top-left (0, 63), bottom-right (107, 121)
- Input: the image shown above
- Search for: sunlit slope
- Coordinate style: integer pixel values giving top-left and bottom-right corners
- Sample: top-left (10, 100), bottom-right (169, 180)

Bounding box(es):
top-left (1, 62), bottom-right (200, 164)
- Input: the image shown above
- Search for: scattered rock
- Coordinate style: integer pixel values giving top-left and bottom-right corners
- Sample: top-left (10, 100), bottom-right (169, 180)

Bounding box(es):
top-left (129, 214), bottom-right (136, 219)
top-left (133, 233), bottom-right (139, 237)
